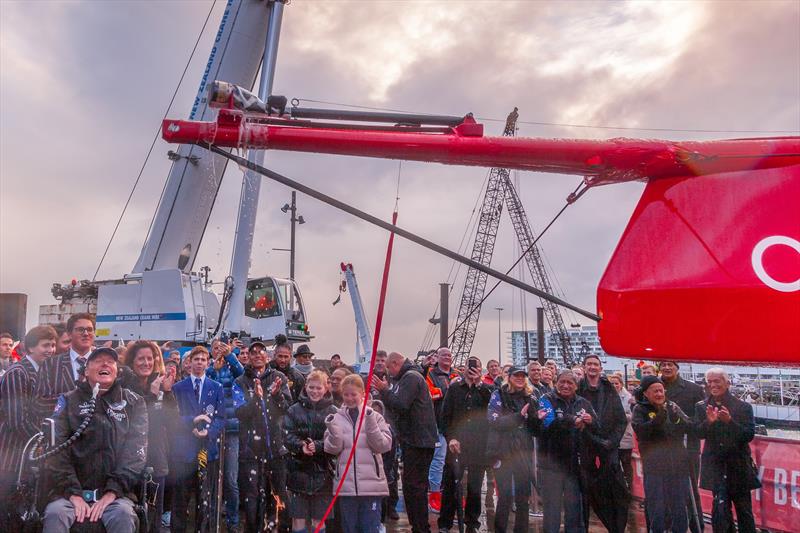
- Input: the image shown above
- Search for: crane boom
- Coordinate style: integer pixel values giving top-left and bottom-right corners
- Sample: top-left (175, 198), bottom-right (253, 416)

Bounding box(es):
top-left (449, 115), bottom-right (514, 365)
top-left (341, 263), bottom-right (373, 371)
top-left (134, 1), bottom-right (273, 274)
top-left (162, 108), bottom-right (800, 184)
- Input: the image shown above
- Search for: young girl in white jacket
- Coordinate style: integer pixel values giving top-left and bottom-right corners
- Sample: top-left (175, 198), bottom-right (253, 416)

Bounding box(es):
top-left (324, 374), bottom-right (392, 533)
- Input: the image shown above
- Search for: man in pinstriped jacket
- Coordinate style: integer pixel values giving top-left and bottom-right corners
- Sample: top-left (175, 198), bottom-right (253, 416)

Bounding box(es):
top-left (0, 325), bottom-right (57, 529)
top-left (34, 313), bottom-right (95, 423)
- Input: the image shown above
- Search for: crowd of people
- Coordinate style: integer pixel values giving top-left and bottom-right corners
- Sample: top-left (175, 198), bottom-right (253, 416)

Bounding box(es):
top-left (0, 313), bottom-right (762, 533)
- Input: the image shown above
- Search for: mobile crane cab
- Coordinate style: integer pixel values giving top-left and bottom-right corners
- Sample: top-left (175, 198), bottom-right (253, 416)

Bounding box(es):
top-left (242, 276), bottom-right (311, 342)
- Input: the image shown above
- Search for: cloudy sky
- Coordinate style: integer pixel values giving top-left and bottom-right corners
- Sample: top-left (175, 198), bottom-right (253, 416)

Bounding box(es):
top-left (1, 0), bottom-right (798, 364)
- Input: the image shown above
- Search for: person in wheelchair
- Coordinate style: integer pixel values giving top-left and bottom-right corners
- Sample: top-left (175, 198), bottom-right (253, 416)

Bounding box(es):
top-left (42, 347), bottom-right (148, 533)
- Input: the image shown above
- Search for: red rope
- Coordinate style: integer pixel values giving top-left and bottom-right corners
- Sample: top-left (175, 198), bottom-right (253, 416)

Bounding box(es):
top-left (315, 210), bottom-right (398, 532)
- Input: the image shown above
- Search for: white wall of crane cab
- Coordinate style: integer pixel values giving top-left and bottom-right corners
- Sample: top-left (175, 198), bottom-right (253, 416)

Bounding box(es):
top-left (95, 269), bottom-right (219, 342)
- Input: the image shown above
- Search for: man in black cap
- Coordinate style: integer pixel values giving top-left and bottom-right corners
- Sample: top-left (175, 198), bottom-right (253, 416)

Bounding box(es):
top-left (660, 360), bottom-right (705, 532)
top-left (234, 341), bottom-right (291, 533)
top-left (293, 344), bottom-right (315, 378)
top-left (43, 347), bottom-right (147, 533)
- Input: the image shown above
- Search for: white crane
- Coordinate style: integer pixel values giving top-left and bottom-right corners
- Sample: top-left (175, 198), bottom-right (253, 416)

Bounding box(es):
top-left (47, 0), bottom-right (312, 345)
top-left (337, 263), bottom-right (373, 372)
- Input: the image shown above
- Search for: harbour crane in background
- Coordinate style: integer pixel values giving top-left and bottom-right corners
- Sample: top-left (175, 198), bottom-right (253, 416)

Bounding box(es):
top-left (335, 263), bottom-right (373, 372)
top-left (449, 109), bottom-right (576, 367)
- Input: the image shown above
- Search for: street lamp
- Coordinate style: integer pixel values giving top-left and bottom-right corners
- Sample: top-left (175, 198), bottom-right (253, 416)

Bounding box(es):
top-left (495, 307), bottom-right (504, 364)
top-left (280, 191), bottom-right (305, 279)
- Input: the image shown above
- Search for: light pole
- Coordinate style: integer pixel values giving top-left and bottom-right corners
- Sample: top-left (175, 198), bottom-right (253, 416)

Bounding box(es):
top-left (495, 307), bottom-right (504, 364)
top-left (280, 191), bottom-right (305, 279)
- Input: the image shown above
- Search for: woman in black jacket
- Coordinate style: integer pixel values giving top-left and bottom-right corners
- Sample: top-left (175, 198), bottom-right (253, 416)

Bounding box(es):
top-left (487, 366), bottom-right (538, 533)
top-left (284, 370), bottom-right (337, 533)
top-left (632, 376), bottom-right (692, 533)
top-left (121, 340), bottom-right (178, 533)
top-left (534, 370), bottom-right (599, 533)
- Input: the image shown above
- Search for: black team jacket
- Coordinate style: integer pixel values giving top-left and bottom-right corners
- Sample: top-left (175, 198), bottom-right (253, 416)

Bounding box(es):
top-left (440, 378), bottom-right (492, 466)
top-left (378, 359), bottom-right (438, 449)
top-left (47, 380), bottom-right (147, 501)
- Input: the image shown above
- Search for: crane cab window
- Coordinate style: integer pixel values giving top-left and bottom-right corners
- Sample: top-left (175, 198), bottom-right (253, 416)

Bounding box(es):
top-left (275, 279), bottom-right (305, 322)
top-left (245, 278), bottom-right (281, 319)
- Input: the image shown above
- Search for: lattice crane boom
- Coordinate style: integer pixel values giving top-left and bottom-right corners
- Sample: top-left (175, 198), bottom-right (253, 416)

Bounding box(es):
top-left (450, 110), bottom-right (517, 366)
top-left (502, 175), bottom-right (576, 367)
top-left (449, 167), bottom-right (507, 364)
top-left (450, 107), bottom-right (575, 367)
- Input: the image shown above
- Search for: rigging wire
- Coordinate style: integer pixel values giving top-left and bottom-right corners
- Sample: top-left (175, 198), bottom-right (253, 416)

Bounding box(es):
top-left (447, 179), bottom-right (587, 344)
top-left (294, 98), bottom-right (800, 135)
top-left (92, 0), bottom-right (218, 281)
top-left (540, 246), bottom-right (580, 327)
top-left (394, 161), bottom-right (402, 212)
top-left (418, 168), bottom-right (492, 352)
top-left (515, 171), bottom-right (529, 357)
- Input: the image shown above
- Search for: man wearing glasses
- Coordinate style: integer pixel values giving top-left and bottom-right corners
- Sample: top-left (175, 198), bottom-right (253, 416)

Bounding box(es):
top-left (35, 313), bottom-right (96, 422)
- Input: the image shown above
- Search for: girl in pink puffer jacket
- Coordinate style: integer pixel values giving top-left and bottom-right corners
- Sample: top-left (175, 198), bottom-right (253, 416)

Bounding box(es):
top-left (324, 374), bottom-right (392, 533)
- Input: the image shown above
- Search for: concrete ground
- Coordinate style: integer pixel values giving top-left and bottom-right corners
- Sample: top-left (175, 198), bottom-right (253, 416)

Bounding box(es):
top-left (384, 497), bottom-right (650, 533)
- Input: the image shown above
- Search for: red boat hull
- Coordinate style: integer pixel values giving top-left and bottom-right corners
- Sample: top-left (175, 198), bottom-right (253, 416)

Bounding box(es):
top-left (598, 164), bottom-right (800, 364)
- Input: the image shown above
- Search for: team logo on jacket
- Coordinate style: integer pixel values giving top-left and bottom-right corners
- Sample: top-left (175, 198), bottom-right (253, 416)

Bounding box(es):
top-left (109, 400), bottom-right (127, 411)
top-left (78, 400), bottom-right (93, 416)
top-left (107, 400), bottom-right (128, 421)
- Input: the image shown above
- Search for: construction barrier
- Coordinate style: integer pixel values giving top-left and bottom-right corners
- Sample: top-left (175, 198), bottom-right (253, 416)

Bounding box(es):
top-left (631, 435), bottom-right (800, 532)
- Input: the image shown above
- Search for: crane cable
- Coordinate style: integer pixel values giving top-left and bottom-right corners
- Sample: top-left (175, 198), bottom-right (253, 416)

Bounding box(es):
top-left (92, 0), bottom-right (218, 281)
top-left (293, 98), bottom-right (800, 135)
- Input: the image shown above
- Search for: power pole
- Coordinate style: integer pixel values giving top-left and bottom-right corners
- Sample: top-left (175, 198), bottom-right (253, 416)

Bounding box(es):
top-left (439, 283), bottom-right (449, 348)
top-left (495, 307), bottom-right (504, 364)
top-left (281, 191), bottom-right (305, 280)
top-left (537, 307), bottom-right (545, 364)
top-left (289, 191), bottom-right (297, 279)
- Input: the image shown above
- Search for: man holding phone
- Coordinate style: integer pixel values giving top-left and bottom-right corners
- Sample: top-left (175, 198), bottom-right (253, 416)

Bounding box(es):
top-left (438, 356), bottom-right (493, 533)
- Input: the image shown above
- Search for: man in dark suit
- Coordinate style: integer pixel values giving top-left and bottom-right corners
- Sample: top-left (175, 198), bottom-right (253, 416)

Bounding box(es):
top-left (694, 368), bottom-right (760, 533)
top-left (0, 325), bottom-right (57, 529)
top-left (34, 313), bottom-right (95, 422)
top-left (170, 345), bottom-right (225, 533)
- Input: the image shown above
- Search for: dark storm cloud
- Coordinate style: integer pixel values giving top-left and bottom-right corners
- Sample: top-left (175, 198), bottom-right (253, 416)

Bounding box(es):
top-left (1, 0), bottom-right (797, 361)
